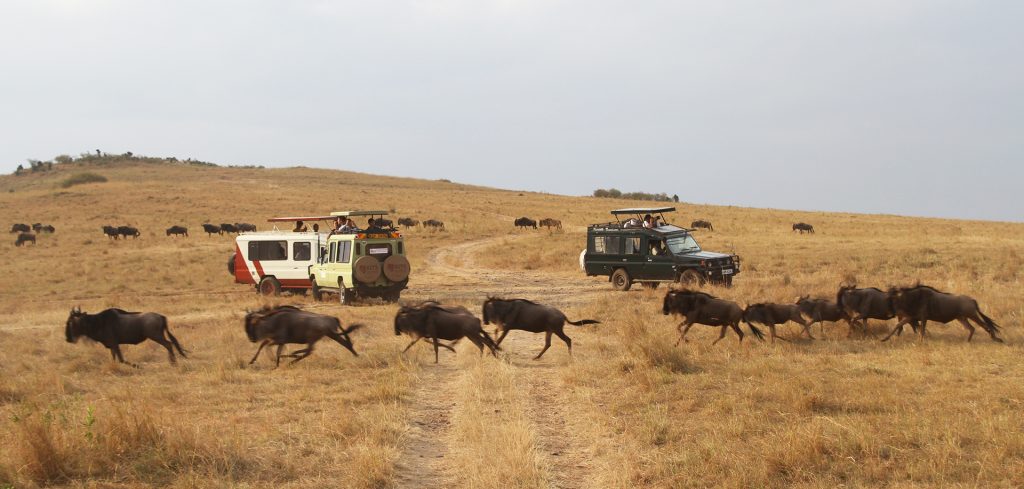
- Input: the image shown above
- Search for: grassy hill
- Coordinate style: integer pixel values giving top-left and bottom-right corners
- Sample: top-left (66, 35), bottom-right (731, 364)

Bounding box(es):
top-left (1, 157), bottom-right (1022, 487)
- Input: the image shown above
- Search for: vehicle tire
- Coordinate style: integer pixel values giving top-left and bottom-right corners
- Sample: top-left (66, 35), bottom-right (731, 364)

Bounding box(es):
top-left (227, 253), bottom-right (236, 275)
top-left (311, 279), bottom-right (323, 301)
top-left (677, 269), bottom-right (705, 287)
top-left (339, 280), bottom-right (355, 305)
top-left (641, 281), bottom-right (660, 289)
top-left (611, 268), bottom-right (632, 291)
top-left (258, 276), bottom-right (281, 296)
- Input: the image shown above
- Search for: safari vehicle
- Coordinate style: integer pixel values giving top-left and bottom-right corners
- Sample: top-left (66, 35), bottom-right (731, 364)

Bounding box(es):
top-left (308, 210), bottom-right (411, 304)
top-left (229, 217), bottom-right (328, 295)
top-left (581, 207), bottom-right (740, 290)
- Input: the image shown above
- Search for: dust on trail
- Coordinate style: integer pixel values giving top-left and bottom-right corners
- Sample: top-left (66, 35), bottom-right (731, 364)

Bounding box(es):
top-left (394, 234), bottom-right (602, 489)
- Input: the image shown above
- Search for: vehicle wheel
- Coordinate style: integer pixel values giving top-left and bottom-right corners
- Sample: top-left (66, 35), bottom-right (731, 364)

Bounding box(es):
top-left (611, 268), bottom-right (632, 291)
top-left (339, 280), bottom-right (355, 305)
top-left (311, 280), bottom-right (323, 301)
top-left (385, 290), bottom-right (401, 303)
top-left (258, 276), bottom-right (281, 296)
top-left (677, 269), bottom-right (705, 287)
top-left (641, 282), bottom-right (660, 289)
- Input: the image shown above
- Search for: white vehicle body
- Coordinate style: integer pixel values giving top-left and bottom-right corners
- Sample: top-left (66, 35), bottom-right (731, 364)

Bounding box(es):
top-left (231, 231), bottom-right (328, 293)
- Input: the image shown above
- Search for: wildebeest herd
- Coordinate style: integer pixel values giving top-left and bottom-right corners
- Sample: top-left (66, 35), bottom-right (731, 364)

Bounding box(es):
top-left (10, 222), bottom-right (55, 247)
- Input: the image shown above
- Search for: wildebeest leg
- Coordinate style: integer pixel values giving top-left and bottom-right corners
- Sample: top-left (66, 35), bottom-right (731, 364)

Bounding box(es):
top-left (494, 329), bottom-right (510, 347)
top-left (274, 344), bottom-right (286, 367)
top-left (967, 312), bottom-right (1003, 342)
top-left (249, 340), bottom-right (270, 364)
top-left (534, 331), bottom-right (553, 359)
top-left (794, 317), bottom-right (815, 340)
top-left (554, 329), bottom-right (573, 356)
top-left (289, 343), bottom-right (316, 364)
top-left (464, 334), bottom-right (485, 356)
top-left (918, 320), bottom-right (928, 340)
top-left (675, 321), bottom-right (696, 346)
top-left (110, 345), bottom-right (137, 368)
top-left (402, 338), bottom-right (421, 353)
top-left (729, 322), bottom-right (744, 343)
top-left (151, 336), bottom-right (178, 365)
top-left (880, 319), bottom-right (910, 342)
top-left (711, 325), bottom-right (729, 345)
top-left (433, 337), bottom-right (440, 364)
top-left (957, 318), bottom-right (975, 342)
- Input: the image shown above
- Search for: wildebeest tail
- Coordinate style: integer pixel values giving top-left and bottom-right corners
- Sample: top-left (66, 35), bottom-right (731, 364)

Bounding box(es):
top-left (978, 310), bottom-right (1001, 333)
top-left (480, 330), bottom-right (501, 353)
top-left (163, 319), bottom-right (188, 357)
top-left (747, 323), bottom-right (765, 341)
top-left (567, 318), bottom-right (600, 326)
top-left (343, 323), bottom-right (365, 335)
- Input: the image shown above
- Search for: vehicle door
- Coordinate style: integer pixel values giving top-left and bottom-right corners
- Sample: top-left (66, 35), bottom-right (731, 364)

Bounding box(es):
top-left (333, 240), bottom-right (354, 287)
top-left (642, 235), bottom-right (676, 280)
top-left (286, 241), bottom-right (313, 280)
top-left (585, 234), bottom-right (621, 275)
top-left (621, 234), bottom-right (647, 279)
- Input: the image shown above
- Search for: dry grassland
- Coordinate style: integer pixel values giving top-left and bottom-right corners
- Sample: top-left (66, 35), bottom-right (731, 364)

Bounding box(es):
top-left (1, 158), bottom-right (1022, 488)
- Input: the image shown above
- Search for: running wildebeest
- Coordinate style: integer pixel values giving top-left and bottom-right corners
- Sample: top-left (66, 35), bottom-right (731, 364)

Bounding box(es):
top-left (691, 220), bottom-right (714, 231)
top-left (235, 222), bottom-right (257, 232)
top-left (394, 302), bottom-right (499, 363)
top-left (202, 223), bottom-right (222, 236)
top-left (398, 217), bottom-right (419, 229)
top-left (881, 284), bottom-right (1003, 343)
top-left (15, 233), bottom-right (36, 246)
top-left (10, 223), bottom-right (30, 233)
top-left (662, 290), bottom-right (764, 345)
top-left (117, 225), bottom-right (141, 239)
top-left (514, 217), bottom-right (537, 229)
top-left (102, 225), bottom-right (120, 240)
top-left (743, 302), bottom-right (814, 342)
top-left (539, 218), bottom-right (562, 230)
top-left (796, 296), bottom-right (852, 336)
top-left (166, 225), bottom-right (188, 237)
top-left (65, 307), bottom-right (187, 366)
top-left (423, 219), bottom-right (445, 230)
top-left (482, 297), bottom-right (600, 360)
top-left (836, 285), bottom-right (896, 337)
top-left (793, 222), bottom-right (814, 234)
top-left (220, 223), bottom-right (239, 234)
top-left (244, 305), bottom-right (363, 367)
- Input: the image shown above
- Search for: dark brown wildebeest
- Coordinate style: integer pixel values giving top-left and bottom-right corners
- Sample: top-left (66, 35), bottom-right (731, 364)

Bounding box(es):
top-left (398, 217), bottom-right (419, 229)
top-left (691, 220), bottom-right (714, 231)
top-left (102, 225), bottom-right (120, 240)
top-left (244, 305), bottom-right (362, 367)
top-left (482, 298), bottom-right (600, 360)
top-left (15, 233), bottom-right (36, 246)
top-left (743, 303), bottom-right (814, 342)
top-left (793, 222), bottom-right (814, 234)
top-left (662, 290), bottom-right (764, 345)
top-left (423, 219), bottom-right (445, 230)
top-left (514, 217), bottom-right (537, 229)
top-left (881, 284), bottom-right (1003, 343)
top-left (11, 223), bottom-right (30, 233)
top-left (166, 225), bottom-right (188, 237)
top-left (117, 225), bottom-right (140, 239)
top-left (836, 285), bottom-right (895, 337)
top-left (796, 296), bottom-right (852, 336)
top-left (394, 302), bottom-right (499, 363)
top-left (371, 218), bottom-right (394, 229)
top-left (65, 307), bottom-right (187, 366)
top-left (202, 223), bottom-right (222, 236)
top-left (539, 218), bottom-right (562, 230)
top-left (32, 223), bottom-right (43, 232)
top-left (235, 222), bottom-right (257, 232)
top-left (39, 224), bottom-right (55, 233)
top-left (220, 223), bottom-right (239, 234)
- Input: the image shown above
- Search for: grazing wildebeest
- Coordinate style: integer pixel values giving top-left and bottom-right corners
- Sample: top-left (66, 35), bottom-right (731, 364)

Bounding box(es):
top-left (32, 223), bottom-right (43, 232)
top-left (514, 217), bottom-right (537, 229)
top-left (836, 285), bottom-right (895, 337)
top-left (371, 218), bottom-right (394, 229)
top-left (235, 222), bottom-right (257, 232)
top-left (423, 219), bottom-right (445, 230)
top-left (394, 302), bottom-right (499, 363)
top-left (796, 296), bottom-right (852, 336)
top-left (398, 217), bottom-right (419, 229)
top-left (793, 222), bottom-right (814, 234)
top-left (15, 233), bottom-right (36, 246)
top-left (881, 284), bottom-right (1003, 343)
top-left (538, 218), bottom-right (562, 230)
top-left (482, 298), bottom-right (600, 360)
top-left (220, 223), bottom-right (239, 234)
top-left (691, 220), bottom-right (714, 231)
top-left (166, 225), bottom-right (188, 237)
top-left (102, 225), bottom-right (120, 240)
top-left (202, 223), bottom-right (222, 236)
top-left (65, 307), bottom-right (187, 366)
top-left (244, 305), bottom-right (362, 367)
top-left (743, 302), bottom-right (814, 342)
top-left (117, 226), bottom-right (140, 239)
top-left (662, 290), bottom-right (764, 345)
top-left (11, 223), bottom-right (30, 233)
top-left (38, 224), bottom-right (55, 233)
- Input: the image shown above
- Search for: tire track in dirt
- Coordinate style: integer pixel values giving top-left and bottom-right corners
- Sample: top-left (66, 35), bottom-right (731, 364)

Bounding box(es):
top-left (393, 361), bottom-right (458, 489)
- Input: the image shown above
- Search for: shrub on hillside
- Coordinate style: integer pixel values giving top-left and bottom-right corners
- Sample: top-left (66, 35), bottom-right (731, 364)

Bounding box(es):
top-left (61, 172), bottom-right (108, 188)
top-left (593, 188), bottom-right (673, 202)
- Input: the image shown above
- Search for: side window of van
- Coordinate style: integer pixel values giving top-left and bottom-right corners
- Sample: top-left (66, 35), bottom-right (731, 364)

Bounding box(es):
top-left (248, 241), bottom-right (287, 261)
top-left (293, 242), bottom-right (311, 261)
top-left (339, 242), bottom-right (352, 263)
top-left (329, 242), bottom-right (337, 263)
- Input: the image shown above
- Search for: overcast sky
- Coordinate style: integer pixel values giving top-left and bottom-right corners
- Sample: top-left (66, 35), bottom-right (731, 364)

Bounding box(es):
top-left (2, 1), bottom-right (1022, 221)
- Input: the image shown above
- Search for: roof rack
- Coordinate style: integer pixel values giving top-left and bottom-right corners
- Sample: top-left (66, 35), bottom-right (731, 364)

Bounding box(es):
top-left (267, 216), bottom-right (337, 222)
top-left (330, 210), bottom-right (390, 217)
top-left (610, 207), bottom-right (676, 215)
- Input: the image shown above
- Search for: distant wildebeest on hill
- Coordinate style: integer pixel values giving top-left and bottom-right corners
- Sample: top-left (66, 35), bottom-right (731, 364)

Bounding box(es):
top-left (743, 302), bottom-right (814, 342)
top-left (166, 225), bottom-right (188, 237)
top-left (245, 305), bottom-right (363, 367)
top-left (15, 233), bottom-right (36, 246)
top-left (65, 307), bottom-right (187, 366)
top-left (662, 290), bottom-right (764, 345)
top-left (836, 285), bottom-right (895, 337)
top-left (423, 219), bottom-right (445, 230)
top-left (117, 226), bottom-right (141, 239)
top-left (514, 217), bottom-right (537, 229)
top-left (482, 297), bottom-right (599, 359)
top-left (539, 218), bottom-right (562, 230)
top-left (102, 225), bottom-right (120, 240)
top-left (202, 223), bottom-right (222, 236)
top-left (691, 220), bottom-right (713, 231)
top-left (796, 296), bottom-right (852, 336)
top-left (398, 217), bottom-right (419, 229)
top-left (220, 223), bottom-right (239, 234)
top-left (793, 222), bottom-right (814, 234)
top-left (881, 284), bottom-right (1003, 343)
top-left (10, 223), bottom-right (30, 233)
top-left (235, 222), bottom-right (257, 232)
top-left (394, 302), bottom-right (499, 363)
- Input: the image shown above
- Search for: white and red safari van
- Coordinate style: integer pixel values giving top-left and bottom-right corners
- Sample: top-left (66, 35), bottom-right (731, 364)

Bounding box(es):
top-left (228, 216), bottom-right (331, 295)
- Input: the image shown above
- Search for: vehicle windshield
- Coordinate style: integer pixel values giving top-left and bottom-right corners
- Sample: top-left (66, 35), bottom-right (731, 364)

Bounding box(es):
top-left (666, 234), bottom-right (701, 254)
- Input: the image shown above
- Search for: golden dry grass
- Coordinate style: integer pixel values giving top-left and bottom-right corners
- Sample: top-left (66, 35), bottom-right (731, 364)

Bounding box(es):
top-left (1, 158), bottom-right (1022, 487)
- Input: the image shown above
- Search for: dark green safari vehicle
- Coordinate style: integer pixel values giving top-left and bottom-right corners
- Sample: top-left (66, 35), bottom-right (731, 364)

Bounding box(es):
top-left (580, 207), bottom-right (740, 290)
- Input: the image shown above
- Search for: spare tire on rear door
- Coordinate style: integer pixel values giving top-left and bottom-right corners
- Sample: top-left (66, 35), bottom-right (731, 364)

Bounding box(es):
top-left (227, 252), bottom-right (236, 275)
top-left (353, 256), bottom-right (382, 284)
top-left (382, 255), bottom-right (411, 282)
